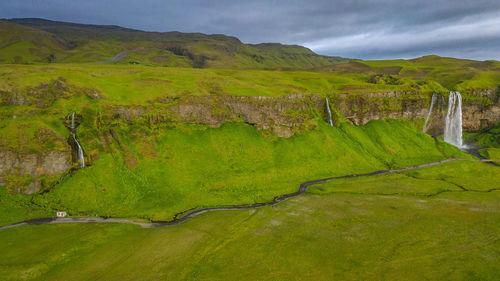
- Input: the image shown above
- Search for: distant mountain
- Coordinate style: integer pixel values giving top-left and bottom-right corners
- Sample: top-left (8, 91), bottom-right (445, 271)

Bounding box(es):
top-left (1, 18), bottom-right (351, 68)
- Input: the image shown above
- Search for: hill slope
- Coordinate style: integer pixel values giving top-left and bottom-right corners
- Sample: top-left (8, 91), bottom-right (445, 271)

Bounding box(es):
top-left (0, 21), bottom-right (73, 63)
top-left (1, 18), bottom-right (350, 68)
top-left (314, 55), bottom-right (500, 90)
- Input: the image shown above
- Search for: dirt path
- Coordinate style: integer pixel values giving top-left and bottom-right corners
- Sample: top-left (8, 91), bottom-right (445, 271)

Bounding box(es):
top-left (1, 158), bottom-right (498, 230)
top-left (99, 48), bottom-right (149, 64)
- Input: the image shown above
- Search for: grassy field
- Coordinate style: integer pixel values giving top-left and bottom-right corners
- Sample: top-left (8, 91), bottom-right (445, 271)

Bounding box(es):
top-left (0, 58), bottom-right (490, 226)
top-left (0, 120), bottom-right (470, 225)
top-left (1, 57), bottom-right (498, 105)
top-left (309, 160), bottom-right (500, 195)
top-left (2, 19), bottom-right (500, 97)
top-left (0, 160), bottom-right (498, 281)
top-left (0, 63), bottom-right (445, 102)
top-left (1, 18), bottom-right (499, 281)
top-left (317, 55), bottom-right (500, 92)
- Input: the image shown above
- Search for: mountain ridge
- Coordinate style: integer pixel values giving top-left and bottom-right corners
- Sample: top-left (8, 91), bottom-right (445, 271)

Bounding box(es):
top-left (0, 18), bottom-right (350, 68)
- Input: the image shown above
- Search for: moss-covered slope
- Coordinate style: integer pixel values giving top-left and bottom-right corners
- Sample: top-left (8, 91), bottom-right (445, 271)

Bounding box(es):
top-left (1, 18), bottom-right (349, 68)
top-left (0, 119), bottom-right (471, 225)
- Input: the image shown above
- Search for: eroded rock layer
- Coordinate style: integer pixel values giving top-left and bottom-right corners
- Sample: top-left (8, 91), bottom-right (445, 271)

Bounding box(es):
top-left (1, 89), bottom-right (498, 193)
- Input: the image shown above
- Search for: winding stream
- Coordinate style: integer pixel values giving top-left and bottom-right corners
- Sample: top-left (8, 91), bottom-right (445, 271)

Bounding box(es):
top-left (0, 158), bottom-right (498, 230)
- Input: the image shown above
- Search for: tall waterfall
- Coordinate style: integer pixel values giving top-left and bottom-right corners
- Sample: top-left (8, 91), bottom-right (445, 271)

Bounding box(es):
top-left (444, 91), bottom-right (464, 148)
top-left (422, 93), bottom-right (437, 133)
top-left (67, 112), bottom-right (85, 168)
top-left (325, 97), bottom-right (334, 126)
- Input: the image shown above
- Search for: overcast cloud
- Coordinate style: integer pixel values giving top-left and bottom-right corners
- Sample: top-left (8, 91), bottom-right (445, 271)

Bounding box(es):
top-left (1, 0), bottom-right (500, 60)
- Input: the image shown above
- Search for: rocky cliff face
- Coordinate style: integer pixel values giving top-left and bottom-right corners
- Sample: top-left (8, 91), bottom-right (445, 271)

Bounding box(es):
top-left (333, 91), bottom-right (500, 136)
top-left (0, 78), bottom-right (102, 108)
top-left (0, 148), bottom-right (70, 193)
top-left (1, 89), bottom-right (498, 194)
top-left (104, 94), bottom-right (323, 137)
top-left (103, 91), bottom-right (499, 137)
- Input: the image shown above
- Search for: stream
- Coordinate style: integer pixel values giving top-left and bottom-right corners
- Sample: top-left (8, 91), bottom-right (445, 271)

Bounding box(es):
top-left (1, 158), bottom-right (498, 230)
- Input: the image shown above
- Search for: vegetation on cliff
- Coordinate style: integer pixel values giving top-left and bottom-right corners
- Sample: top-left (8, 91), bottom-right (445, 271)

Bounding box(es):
top-left (0, 58), bottom-right (497, 205)
top-left (464, 123), bottom-right (500, 148)
top-left (0, 120), bottom-right (471, 224)
top-left (0, 18), bottom-right (499, 281)
top-left (463, 123), bottom-right (500, 159)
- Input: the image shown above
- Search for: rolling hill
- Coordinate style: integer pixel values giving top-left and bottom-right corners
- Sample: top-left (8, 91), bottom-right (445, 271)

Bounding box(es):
top-left (1, 18), bottom-right (350, 68)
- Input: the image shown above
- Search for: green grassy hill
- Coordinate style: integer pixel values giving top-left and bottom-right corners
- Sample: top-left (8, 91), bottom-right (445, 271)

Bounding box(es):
top-left (3, 18), bottom-right (500, 91)
top-left (0, 19), bottom-right (499, 280)
top-left (464, 123), bottom-right (500, 159)
top-left (314, 55), bottom-right (500, 91)
top-left (1, 18), bottom-right (349, 68)
top-left (0, 120), bottom-right (470, 225)
top-left (0, 63), bottom-right (448, 103)
top-left (0, 21), bottom-right (72, 64)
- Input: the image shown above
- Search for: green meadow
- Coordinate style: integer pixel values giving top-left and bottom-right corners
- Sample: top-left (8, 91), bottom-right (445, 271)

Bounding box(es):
top-left (0, 63), bottom-right (443, 102)
top-left (1, 17), bottom-right (499, 281)
top-left (2, 59), bottom-right (499, 102)
top-left (0, 160), bottom-right (499, 281)
top-left (0, 120), bottom-right (471, 225)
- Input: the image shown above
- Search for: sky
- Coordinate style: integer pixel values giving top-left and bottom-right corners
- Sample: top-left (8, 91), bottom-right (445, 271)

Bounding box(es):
top-left (1, 0), bottom-right (500, 60)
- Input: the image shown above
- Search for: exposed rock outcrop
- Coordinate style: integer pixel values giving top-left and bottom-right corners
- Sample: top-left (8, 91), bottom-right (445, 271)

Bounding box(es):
top-left (1, 89), bottom-right (498, 194)
top-left (0, 148), bottom-right (70, 194)
top-left (332, 91), bottom-right (499, 135)
top-left (0, 78), bottom-right (102, 108)
top-left (105, 94), bottom-right (323, 137)
top-left (0, 78), bottom-right (69, 107)
top-left (101, 91), bottom-right (500, 137)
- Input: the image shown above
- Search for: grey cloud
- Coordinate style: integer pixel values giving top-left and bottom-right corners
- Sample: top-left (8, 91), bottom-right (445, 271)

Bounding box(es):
top-left (1, 0), bottom-right (500, 60)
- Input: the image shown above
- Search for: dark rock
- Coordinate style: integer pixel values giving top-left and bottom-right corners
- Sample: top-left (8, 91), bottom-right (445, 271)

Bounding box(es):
top-left (0, 148), bottom-right (71, 194)
top-left (84, 88), bottom-right (102, 100)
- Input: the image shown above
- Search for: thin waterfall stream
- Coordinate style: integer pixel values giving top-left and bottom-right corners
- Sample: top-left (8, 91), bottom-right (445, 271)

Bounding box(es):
top-left (423, 93), bottom-right (436, 133)
top-left (325, 97), bottom-right (333, 126)
top-left (66, 112), bottom-right (85, 168)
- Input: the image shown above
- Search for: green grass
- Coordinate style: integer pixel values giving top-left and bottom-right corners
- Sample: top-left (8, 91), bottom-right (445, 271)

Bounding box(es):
top-left (316, 55), bottom-right (500, 92)
top-left (0, 41), bottom-right (40, 63)
top-left (310, 173), bottom-right (462, 196)
top-left (0, 161), bottom-right (498, 280)
top-left (0, 64), bottom-right (422, 103)
top-left (0, 120), bottom-right (469, 224)
top-left (464, 123), bottom-right (500, 149)
top-left (0, 188), bottom-right (52, 225)
top-left (1, 58), bottom-right (498, 106)
top-left (0, 19), bottom-right (349, 69)
top-left (310, 160), bottom-right (499, 195)
top-left (3, 19), bottom-right (500, 93)
top-left (0, 21), bottom-right (498, 280)
top-left (479, 148), bottom-right (500, 160)
top-left (403, 160), bottom-right (500, 190)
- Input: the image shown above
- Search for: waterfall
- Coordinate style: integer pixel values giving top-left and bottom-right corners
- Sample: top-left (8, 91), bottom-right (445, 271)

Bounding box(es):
top-left (72, 131), bottom-right (85, 168)
top-left (325, 97), bottom-right (334, 127)
top-left (444, 91), bottom-right (464, 148)
top-left (67, 112), bottom-right (85, 168)
top-left (422, 93), bottom-right (437, 133)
